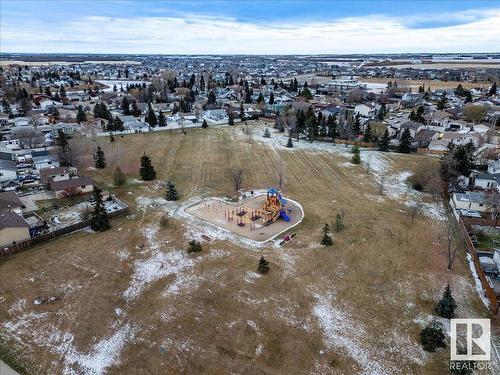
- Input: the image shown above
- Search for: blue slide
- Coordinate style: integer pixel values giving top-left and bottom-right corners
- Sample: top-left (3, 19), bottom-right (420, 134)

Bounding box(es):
top-left (280, 210), bottom-right (290, 222)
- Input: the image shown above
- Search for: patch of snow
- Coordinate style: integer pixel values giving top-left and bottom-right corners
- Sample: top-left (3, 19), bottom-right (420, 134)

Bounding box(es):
top-left (62, 324), bottom-right (134, 375)
top-left (312, 292), bottom-right (426, 375)
top-left (466, 253), bottom-right (490, 308)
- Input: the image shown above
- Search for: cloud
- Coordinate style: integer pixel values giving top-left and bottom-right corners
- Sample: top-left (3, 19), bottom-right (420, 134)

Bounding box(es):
top-left (1, 8), bottom-right (500, 54)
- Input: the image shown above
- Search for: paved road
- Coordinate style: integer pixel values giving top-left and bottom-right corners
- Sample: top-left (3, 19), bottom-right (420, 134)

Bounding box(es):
top-left (0, 360), bottom-right (19, 375)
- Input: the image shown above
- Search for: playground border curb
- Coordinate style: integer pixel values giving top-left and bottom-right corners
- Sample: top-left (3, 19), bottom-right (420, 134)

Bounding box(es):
top-left (177, 193), bottom-right (304, 248)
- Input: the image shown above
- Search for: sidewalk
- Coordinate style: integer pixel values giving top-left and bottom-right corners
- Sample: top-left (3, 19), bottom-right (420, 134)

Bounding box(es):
top-left (0, 360), bottom-right (19, 375)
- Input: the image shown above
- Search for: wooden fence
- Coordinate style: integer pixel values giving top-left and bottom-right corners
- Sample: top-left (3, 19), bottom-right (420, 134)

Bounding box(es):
top-left (334, 139), bottom-right (376, 148)
top-left (457, 216), bottom-right (499, 315)
top-left (0, 205), bottom-right (129, 258)
top-left (461, 215), bottom-right (500, 228)
top-left (416, 148), bottom-right (446, 156)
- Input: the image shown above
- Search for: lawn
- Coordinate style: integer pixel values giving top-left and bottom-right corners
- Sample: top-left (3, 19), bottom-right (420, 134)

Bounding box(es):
top-left (0, 121), bottom-right (496, 374)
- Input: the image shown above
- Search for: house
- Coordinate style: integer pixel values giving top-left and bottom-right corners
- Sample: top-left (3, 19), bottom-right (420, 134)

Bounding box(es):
top-left (474, 173), bottom-right (500, 190)
top-left (354, 102), bottom-right (380, 118)
top-left (0, 210), bottom-right (30, 247)
top-left (124, 119), bottom-right (150, 133)
top-left (0, 140), bottom-right (20, 150)
top-left (399, 122), bottom-right (425, 139)
top-left (12, 117), bottom-right (32, 127)
top-left (205, 109), bottom-right (228, 122)
top-left (49, 176), bottom-right (93, 198)
top-left (488, 160), bottom-right (500, 174)
top-left (428, 138), bottom-right (451, 152)
top-left (39, 166), bottom-right (72, 183)
top-left (0, 191), bottom-right (24, 214)
top-left (414, 129), bottom-right (438, 148)
top-left (450, 191), bottom-right (489, 213)
top-left (0, 160), bottom-right (18, 183)
top-left (32, 155), bottom-right (59, 170)
top-left (401, 93), bottom-right (424, 107)
top-left (39, 99), bottom-right (63, 111)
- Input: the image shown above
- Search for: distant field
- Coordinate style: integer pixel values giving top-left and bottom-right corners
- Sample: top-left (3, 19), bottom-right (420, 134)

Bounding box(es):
top-left (360, 77), bottom-right (491, 90)
top-left (374, 62), bottom-right (500, 69)
top-left (0, 122), bottom-right (496, 374)
top-left (0, 60), bottom-right (141, 66)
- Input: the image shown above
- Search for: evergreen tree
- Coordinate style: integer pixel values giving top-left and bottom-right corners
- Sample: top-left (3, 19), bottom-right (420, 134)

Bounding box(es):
top-left (416, 106), bottom-right (425, 123)
top-left (286, 134), bottom-right (294, 148)
top-left (76, 105), bottom-right (86, 124)
top-left (228, 113), bottom-right (235, 125)
top-left (420, 320), bottom-right (446, 352)
top-left (139, 154), bottom-right (156, 181)
top-left (95, 146), bottom-right (106, 169)
top-left (56, 129), bottom-right (69, 153)
top-left (90, 187), bottom-right (110, 232)
top-left (146, 103), bottom-right (157, 127)
top-left (257, 93), bottom-right (265, 104)
top-left (321, 222), bottom-right (333, 246)
top-left (131, 99), bottom-right (141, 116)
top-left (257, 256), bottom-right (270, 274)
top-left (202, 119), bottom-right (208, 128)
top-left (399, 128), bottom-right (412, 153)
top-left (188, 240), bottom-right (202, 253)
top-left (353, 114), bottom-right (361, 136)
top-left (378, 128), bottom-right (390, 152)
top-left (377, 103), bottom-right (386, 120)
top-left (435, 284), bottom-right (457, 319)
top-left (269, 92), bottom-right (275, 105)
top-left (263, 128), bottom-right (271, 138)
top-left (158, 110), bottom-right (167, 127)
top-left (240, 102), bottom-right (245, 119)
top-left (351, 145), bottom-right (361, 164)
top-left (302, 86), bottom-right (313, 100)
top-left (489, 81), bottom-right (497, 96)
top-left (409, 109), bottom-right (416, 122)
top-left (208, 90), bottom-right (217, 105)
top-left (363, 124), bottom-right (372, 143)
top-left (165, 180), bottom-right (179, 201)
top-left (335, 213), bottom-right (344, 232)
top-left (327, 114), bottom-right (337, 140)
top-left (121, 96), bottom-right (130, 115)
top-left (2, 99), bottom-right (11, 115)
top-left (437, 94), bottom-right (447, 110)
top-left (113, 166), bottom-right (126, 186)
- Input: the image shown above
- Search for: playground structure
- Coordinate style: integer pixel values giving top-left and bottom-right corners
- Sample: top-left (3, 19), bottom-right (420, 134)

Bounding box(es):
top-left (223, 188), bottom-right (291, 229)
top-left (185, 188), bottom-right (302, 242)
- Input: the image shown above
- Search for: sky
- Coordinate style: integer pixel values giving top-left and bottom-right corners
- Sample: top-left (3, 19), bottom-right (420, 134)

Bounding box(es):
top-left (1, 0), bottom-right (499, 54)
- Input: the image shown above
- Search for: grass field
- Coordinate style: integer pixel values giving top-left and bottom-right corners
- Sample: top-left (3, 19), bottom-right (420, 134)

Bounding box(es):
top-left (0, 121), bottom-right (497, 374)
top-left (360, 77), bottom-right (491, 91)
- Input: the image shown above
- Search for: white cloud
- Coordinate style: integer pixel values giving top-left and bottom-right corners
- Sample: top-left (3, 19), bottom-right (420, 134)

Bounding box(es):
top-left (1, 9), bottom-right (500, 54)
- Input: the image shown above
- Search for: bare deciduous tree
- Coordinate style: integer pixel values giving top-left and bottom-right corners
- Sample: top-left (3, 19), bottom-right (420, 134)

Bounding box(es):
top-left (13, 127), bottom-right (45, 148)
top-left (229, 167), bottom-right (244, 195)
top-left (446, 223), bottom-right (459, 270)
top-left (410, 203), bottom-right (421, 224)
top-left (274, 158), bottom-right (286, 190)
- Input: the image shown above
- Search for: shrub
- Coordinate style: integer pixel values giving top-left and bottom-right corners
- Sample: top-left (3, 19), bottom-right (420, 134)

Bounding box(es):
top-left (420, 320), bottom-right (446, 352)
top-left (187, 240), bottom-right (202, 253)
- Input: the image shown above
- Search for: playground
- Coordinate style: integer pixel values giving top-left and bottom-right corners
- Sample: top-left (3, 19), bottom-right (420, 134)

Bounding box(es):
top-left (185, 188), bottom-right (303, 242)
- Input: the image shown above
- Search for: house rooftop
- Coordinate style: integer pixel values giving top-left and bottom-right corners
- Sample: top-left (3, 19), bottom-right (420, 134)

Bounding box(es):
top-left (0, 210), bottom-right (29, 230)
top-left (0, 191), bottom-right (23, 210)
top-left (49, 176), bottom-right (93, 191)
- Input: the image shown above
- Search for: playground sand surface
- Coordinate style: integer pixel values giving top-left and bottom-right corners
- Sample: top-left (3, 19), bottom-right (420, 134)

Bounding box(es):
top-left (185, 193), bottom-right (303, 242)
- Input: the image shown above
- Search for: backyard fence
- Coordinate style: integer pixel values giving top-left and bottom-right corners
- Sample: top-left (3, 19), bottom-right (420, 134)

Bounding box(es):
top-left (0, 201), bottom-right (129, 258)
top-left (334, 139), bottom-right (376, 148)
top-left (457, 216), bottom-right (499, 315)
